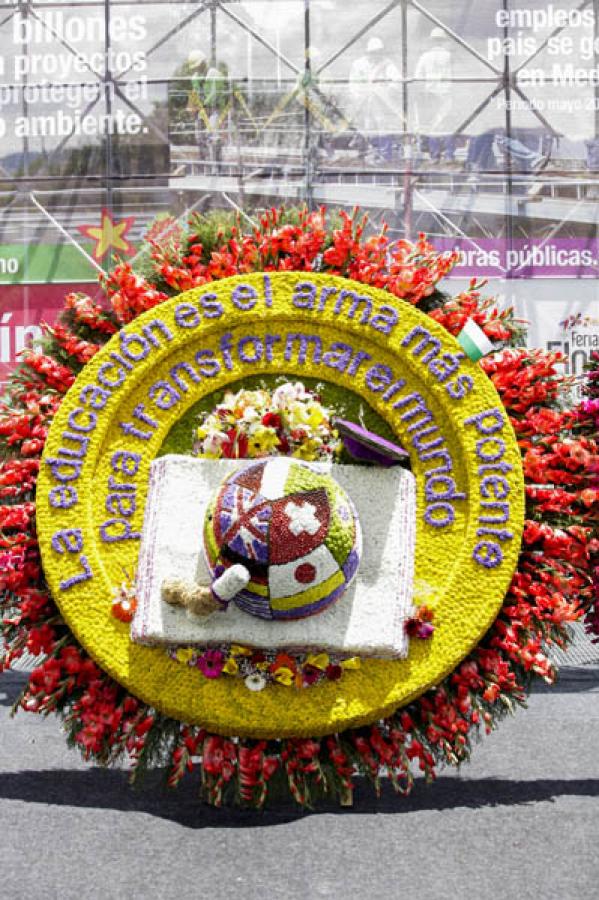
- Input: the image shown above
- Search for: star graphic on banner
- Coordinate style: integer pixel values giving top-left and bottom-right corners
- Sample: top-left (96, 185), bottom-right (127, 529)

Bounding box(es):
top-left (78, 209), bottom-right (136, 260)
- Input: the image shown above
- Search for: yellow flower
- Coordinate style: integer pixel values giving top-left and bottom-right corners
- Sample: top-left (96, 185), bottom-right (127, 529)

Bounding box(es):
top-left (305, 652), bottom-right (329, 670)
top-left (289, 400), bottom-right (325, 430)
top-left (200, 446), bottom-right (223, 460)
top-left (249, 426), bottom-right (280, 455)
top-left (230, 644), bottom-right (252, 656)
top-left (256, 660), bottom-right (270, 671)
top-left (222, 657), bottom-right (239, 675)
top-left (175, 647), bottom-right (195, 664)
top-left (306, 403), bottom-right (325, 428)
top-left (340, 657), bottom-right (361, 670)
top-left (273, 666), bottom-right (295, 686)
top-left (292, 439), bottom-right (321, 461)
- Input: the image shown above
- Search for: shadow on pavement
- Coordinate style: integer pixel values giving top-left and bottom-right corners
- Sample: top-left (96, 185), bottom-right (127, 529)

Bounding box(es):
top-left (534, 667), bottom-right (599, 694)
top-left (0, 672), bottom-right (28, 707)
top-left (2, 668), bottom-right (597, 828)
top-left (0, 768), bottom-right (597, 827)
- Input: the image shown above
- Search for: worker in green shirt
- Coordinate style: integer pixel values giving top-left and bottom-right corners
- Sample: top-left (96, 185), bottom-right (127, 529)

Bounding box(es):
top-left (187, 50), bottom-right (231, 172)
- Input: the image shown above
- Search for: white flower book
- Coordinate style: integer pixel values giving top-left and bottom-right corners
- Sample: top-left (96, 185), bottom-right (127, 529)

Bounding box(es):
top-left (131, 456), bottom-right (416, 659)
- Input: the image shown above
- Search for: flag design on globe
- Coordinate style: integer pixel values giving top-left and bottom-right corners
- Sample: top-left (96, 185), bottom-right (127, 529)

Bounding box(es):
top-left (204, 458), bottom-right (361, 620)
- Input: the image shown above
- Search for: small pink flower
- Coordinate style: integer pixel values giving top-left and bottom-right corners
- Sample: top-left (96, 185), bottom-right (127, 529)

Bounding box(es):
top-left (416, 622), bottom-right (435, 640)
top-left (197, 649), bottom-right (225, 679)
top-left (406, 606), bottom-right (436, 640)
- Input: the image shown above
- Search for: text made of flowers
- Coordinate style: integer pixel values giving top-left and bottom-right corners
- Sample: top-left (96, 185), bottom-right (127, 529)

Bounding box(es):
top-left (38, 272), bottom-right (524, 597)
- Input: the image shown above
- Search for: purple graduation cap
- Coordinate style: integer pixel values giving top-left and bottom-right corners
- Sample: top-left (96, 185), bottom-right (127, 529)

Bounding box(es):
top-left (333, 418), bottom-right (409, 467)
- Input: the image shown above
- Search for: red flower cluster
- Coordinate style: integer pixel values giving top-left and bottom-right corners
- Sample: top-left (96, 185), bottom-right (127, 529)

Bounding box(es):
top-left (103, 263), bottom-right (168, 324)
top-left (321, 219), bottom-right (458, 304)
top-left (18, 351), bottom-right (76, 394)
top-left (429, 278), bottom-right (520, 342)
top-left (167, 733), bottom-right (283, 807)
top-left (1, 383), bottom-right (64, 455)
top-left (64, 292), bottom-right (118, 336)
top-left (110, 208), bottom-right (463, 319)
top-left (23, 645), bottom-right (154, 763)
top-left (481, 348), bottom-right (566, 415)
top-left (576, 349), bottom-right (599, 639)
top-left (0, 458), bottom-right (39, 500)
top-left (44, 322), bottom-right (100, 365)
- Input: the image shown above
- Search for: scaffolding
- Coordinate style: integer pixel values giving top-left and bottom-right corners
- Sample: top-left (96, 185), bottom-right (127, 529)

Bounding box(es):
top-left (0, 0), bottom-right (598, 275)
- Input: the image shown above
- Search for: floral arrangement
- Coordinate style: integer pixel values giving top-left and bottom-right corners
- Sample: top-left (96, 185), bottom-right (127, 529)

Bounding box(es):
top-left (405, 605), bottom-right (436, 640)
top-left (168, 644), bottom-right (361, 690)
top-left (111, 578), bottom-right (138, 624)
top-left (193, 382), bottom-right (341, 461)
top-left (0, 206), bottom-right (596, 808)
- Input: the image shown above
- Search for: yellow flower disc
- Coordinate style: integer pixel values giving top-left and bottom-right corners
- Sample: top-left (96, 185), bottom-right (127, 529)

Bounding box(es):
top-left (36, 273), bottom-right (524, 738)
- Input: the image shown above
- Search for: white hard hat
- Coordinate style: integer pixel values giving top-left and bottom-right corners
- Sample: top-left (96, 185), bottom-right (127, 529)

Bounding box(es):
top-left (187, 50), bottom-right (207, 69)
top-left (366, 36), bottom-right (384, 53)
top-left (430, 27), bottom-right (447, 40)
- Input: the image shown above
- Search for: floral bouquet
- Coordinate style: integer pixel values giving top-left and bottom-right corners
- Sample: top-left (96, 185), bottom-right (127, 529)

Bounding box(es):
top-left (192, 382), bottom-right (341, 462)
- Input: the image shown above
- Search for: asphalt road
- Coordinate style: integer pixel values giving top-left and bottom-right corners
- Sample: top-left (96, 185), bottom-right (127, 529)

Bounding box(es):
top-left (1, 666), bottom-right (597, 900)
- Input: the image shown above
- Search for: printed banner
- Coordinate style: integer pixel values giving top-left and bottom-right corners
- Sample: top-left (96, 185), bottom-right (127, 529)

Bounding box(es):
top-left (519, 287), bottom-right (599, 398)
top-left (436, 238), bottom-right (599, 279)
top-left (0, 244), bottom-right (114, 286)
top-left (0, 282), bottom-right (101, 384)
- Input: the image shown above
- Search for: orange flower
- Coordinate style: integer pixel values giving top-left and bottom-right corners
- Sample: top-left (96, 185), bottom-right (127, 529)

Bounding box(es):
top-left (270, 652), bottom-right (296, 674)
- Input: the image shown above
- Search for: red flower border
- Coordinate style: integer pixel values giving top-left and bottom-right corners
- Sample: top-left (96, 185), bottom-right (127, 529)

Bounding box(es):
top-left (0, 207), bottom-right (596, 808)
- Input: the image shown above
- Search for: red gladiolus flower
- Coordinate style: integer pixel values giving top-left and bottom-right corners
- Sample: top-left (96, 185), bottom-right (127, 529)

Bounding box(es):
top-left (26, 623), bottom-right (56, 656)
top-left (29, 658), bottom-right (62, 695)
top-left (221, 428), bottom-right (249, 459)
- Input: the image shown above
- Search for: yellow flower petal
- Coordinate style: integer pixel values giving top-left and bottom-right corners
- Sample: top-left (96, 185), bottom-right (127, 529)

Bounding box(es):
top-left (307, 405), bottom-right (325, 427)
top-left (305, 652), bottom-right (329, 670)
top-left (273, 666), bottom-right (295, 686)
top-left (340, 657), bottom-right (361, 670)
top-left (175, 647), bottom-right (195, 664)
top-left (230, 644), bottom-right (252, 656)
top-left (292, 439), bottom-right (321, 461)
top-left (222, 657), bottom-right (239, 675)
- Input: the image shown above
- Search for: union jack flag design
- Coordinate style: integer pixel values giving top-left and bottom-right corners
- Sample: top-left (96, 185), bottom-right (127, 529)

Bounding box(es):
top-left (214, 483), bottom-right (271, 564)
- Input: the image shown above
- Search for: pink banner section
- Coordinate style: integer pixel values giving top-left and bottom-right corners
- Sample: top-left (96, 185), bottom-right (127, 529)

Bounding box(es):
top-left (435, 238), bottom-right (599, 279)
top-left (0, 283), bottom-right (101, 384)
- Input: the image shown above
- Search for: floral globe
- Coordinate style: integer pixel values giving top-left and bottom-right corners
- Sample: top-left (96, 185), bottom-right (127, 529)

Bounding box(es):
top-left (204, 458), bottom-right (361, 620)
